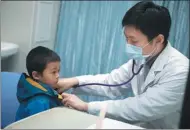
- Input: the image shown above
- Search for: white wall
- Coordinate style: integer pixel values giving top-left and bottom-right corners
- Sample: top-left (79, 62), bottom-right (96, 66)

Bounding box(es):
top-left (1, 1), bottom-right (61, 73)
top-left (31, 1), bottom-right (61, 49)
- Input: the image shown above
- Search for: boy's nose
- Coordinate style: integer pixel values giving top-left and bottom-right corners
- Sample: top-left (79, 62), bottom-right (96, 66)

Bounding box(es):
top-left (56, 73), bottom-right (60, 79)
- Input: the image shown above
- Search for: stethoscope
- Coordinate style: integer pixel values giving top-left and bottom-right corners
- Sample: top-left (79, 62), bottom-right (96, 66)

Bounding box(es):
top-left (75, 59), bottom-right (144, 88)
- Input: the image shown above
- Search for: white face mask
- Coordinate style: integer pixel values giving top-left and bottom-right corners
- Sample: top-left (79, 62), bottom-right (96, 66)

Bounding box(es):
top-left (125, 41), bottom-right (156, 61)
top-left (125, 43), bottom-right (149, 60)
top-left (143, 54), bottom-right (150, 58)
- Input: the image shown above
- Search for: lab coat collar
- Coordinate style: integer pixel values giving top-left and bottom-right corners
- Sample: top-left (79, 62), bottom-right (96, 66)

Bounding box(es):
top-left (141, 41), bottom-right (172, 92)
top-left (151, 41), bottom-right (172, 72)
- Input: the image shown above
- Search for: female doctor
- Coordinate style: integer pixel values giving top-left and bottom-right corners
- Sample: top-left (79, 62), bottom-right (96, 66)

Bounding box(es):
top-left (57, 1), bottom-right (189, 129)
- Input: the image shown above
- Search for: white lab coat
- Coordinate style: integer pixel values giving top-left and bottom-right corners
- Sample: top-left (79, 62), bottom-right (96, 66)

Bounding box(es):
top-left (72, 42), bottom-right (189, 129)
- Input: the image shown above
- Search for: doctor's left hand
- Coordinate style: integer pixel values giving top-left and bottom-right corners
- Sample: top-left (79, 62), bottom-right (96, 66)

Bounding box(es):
top-left (62, 93), bottom-right (88, 112)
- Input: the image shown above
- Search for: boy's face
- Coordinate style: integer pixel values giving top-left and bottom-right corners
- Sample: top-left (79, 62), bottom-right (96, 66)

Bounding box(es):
top-left (34, 61), bottom-right (60, 88)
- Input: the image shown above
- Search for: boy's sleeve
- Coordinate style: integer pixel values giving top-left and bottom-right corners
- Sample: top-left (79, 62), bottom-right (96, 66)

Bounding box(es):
top-left (27, 95), bottom-right (51, 116)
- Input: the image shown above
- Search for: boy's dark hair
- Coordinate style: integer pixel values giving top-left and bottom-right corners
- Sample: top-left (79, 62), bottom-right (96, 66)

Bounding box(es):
top-left (26, 46), bottom-right (60, 77)
top-left (122, 1), bottom-right (171, 45)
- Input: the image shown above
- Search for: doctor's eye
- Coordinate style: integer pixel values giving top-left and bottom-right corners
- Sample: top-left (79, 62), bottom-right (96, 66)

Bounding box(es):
top-left (131, 40), bottom-right (138, 44)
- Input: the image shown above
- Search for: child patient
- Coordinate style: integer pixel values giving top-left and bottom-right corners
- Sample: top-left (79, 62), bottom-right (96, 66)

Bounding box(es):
top-left (16, 46), bottom-right (63, 121)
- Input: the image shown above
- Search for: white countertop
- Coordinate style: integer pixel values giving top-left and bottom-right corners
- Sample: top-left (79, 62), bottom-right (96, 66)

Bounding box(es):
top-left (5, 107), bottom-right (143, 129)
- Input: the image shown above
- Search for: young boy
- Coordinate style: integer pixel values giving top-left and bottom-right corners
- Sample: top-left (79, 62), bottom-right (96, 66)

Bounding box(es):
top-left (15, 46), bottom-right (63, 121)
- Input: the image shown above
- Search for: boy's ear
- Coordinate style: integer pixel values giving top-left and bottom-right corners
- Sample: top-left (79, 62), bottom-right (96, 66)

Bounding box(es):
top-left (32, 71), bottom-right (41, 80)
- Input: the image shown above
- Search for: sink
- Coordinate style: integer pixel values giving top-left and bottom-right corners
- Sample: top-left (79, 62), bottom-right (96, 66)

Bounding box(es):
top-left (1, 42), bottom-right (19, 59)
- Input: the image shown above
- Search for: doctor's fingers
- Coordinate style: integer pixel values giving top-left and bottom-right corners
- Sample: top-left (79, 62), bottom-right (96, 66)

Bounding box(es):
top-left (62, 96), bottom-right (71, 104)
top-left (58, 88), bottom-right (65, 94)
top-left (63, 98), bottom-right (74, 108)
top-left (62, 93), bottom-right (72, 98)
top-left (64, 101), bottom-right (70, 107)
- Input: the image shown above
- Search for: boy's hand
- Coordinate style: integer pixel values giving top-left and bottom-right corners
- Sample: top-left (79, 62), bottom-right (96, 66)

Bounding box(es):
top-left (57, 78), bottom-right (79, 93)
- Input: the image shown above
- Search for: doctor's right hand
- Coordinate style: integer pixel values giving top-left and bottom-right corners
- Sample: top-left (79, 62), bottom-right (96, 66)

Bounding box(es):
top-left (57, 78), bottom-right (79, 93)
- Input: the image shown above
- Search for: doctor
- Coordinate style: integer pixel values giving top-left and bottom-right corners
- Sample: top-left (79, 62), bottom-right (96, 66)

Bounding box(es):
top-left (58, 1), bottom-right (189, 129)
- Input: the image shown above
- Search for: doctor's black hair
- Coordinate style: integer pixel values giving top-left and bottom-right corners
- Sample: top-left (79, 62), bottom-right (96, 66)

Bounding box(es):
top-left (26, 46), bottom-right (60, 78)
top-left (122, 1), bottom-right (171, 45)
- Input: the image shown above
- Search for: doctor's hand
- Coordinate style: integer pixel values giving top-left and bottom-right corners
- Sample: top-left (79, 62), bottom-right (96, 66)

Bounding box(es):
top-left (57, 78), bottom-right (79, 93)
top-left (62, 93), bottom-right (88, 112)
